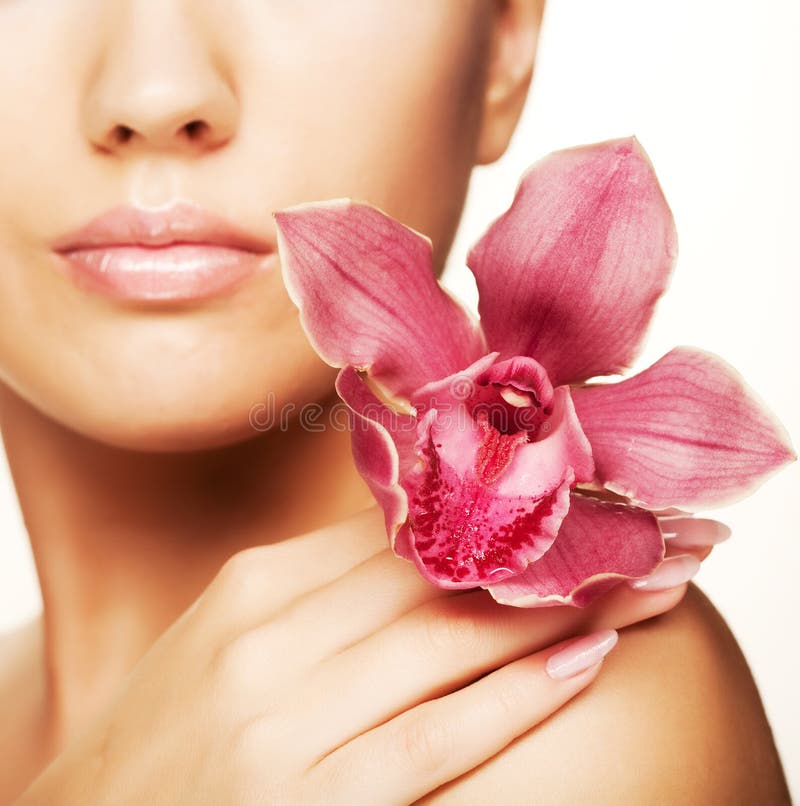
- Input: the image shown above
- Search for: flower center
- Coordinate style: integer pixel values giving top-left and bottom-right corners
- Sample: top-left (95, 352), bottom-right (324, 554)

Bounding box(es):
top-left (468, 355), bottom-right (555, 442)
top-left (474, 410), bottom-right (530, 484)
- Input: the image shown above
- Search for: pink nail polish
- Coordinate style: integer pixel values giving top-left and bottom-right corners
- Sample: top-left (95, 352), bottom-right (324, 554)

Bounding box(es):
top-left (661, 518), bottom-right (731, 547)
top-left (545, 629), bottom-right (618, 680)
top-left (628, 554), bottom-right (701, 591)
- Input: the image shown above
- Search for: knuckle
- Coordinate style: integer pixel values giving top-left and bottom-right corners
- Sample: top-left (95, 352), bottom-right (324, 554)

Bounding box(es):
top-left (231, 716), bottom-right (273, 766)
top-left (213, 546), bottom-right (273, 598)
top-left (419, 605), bottom-right (484, 658)
top-left (230, 717), bottom-right (298, 805)
top-left (395, 707), bottom-right (453, 777)
top-left (207, 630), bottom-right (264, 695)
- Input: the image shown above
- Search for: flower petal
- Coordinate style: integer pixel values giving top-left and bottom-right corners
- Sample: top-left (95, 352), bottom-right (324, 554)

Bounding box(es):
top-left (335, 366), bottom-right (418, 559)
top-left (275, 200), bottom-right (486, 400)
top-left (571, 346), bottom-right (797, 510)
top-left (411, 352), bottom-right (499, 412)
top-left (485, 493), bottom-right (665, 608)
top-left (466, 137), bottom-right (677, 386)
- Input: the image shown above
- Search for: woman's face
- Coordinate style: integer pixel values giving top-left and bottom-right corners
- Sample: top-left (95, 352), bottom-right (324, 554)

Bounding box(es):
top-left (0, 1), bottom-right (497, 451)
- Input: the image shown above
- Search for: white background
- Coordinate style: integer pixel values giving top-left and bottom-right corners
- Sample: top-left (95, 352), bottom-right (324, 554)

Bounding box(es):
top-left (1, 0), bottom-right (798, 798)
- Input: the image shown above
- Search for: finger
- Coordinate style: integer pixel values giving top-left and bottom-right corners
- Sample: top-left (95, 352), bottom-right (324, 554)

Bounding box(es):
top-left (308, 629), bottom-right (618, 805)
top-left (194, 505), bottom-right (391, 642)
top-left (665, 543), bottom-right (713, 562)
top-left (217, 543), bottom-right (472, 684)
top-left (289, 570), bottom-right (690, 765)
top-left (627, 553), bottom-right (702, 592)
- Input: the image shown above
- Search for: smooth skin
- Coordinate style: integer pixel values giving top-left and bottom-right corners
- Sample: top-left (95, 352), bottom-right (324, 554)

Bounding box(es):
top-left (0, 0), bottom-right (789, 803)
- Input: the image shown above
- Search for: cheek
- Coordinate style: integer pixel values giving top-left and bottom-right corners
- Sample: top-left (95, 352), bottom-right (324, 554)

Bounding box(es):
top-left (234, 2), bottom-right (488, 262)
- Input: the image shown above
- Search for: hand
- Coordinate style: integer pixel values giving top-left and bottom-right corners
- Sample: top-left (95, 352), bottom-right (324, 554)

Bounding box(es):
top-left (17, 506), bottom-right (724, 806)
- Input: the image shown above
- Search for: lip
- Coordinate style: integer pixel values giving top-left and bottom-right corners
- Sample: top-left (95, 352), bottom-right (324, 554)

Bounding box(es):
top-left (51, 202), bottom-right (275, 303)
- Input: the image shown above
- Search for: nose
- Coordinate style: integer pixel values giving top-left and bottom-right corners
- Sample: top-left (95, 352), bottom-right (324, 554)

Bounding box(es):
top-left (82, 4), bottom-right (238, 155)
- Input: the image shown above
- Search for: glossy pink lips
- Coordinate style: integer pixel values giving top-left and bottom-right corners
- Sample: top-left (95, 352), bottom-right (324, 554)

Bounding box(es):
top-left (51, 202), bottom-right (274, 303)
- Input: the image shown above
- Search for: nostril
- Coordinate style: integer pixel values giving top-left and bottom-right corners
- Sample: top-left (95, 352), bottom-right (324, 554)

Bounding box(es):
top-left (114, 125), bottom-right (134, 145)
top-left (183, 119), bottom-right (209, 140)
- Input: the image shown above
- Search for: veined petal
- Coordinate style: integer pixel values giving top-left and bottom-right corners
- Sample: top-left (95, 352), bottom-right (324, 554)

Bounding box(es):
top-left (466, 137), bottom-right (677, 387)
top-left (335, 366), bottom-right (418, 559)
top-left (571, 346), bottom-right (797, 510)
top-left (275, 200), bottom-right (486, 400)
top-left (485, 493), bottom-right (665, 608)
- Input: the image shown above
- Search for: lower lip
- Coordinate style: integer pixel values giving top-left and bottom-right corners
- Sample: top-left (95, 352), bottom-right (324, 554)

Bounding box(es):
top-left (54, 244), bottom-right (273, 303)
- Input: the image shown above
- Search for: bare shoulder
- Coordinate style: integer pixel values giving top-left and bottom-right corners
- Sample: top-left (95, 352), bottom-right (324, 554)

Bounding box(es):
top-left (418, 583), bottom-right (791, 806)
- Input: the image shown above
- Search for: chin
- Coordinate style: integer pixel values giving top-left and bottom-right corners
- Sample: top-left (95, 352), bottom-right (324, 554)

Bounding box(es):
top-left (85, 404), bottom-right (278, 453)
top-left (4, 341), bottom-right (338, 453)
top-left (0, 263), bottom-right (341, 448)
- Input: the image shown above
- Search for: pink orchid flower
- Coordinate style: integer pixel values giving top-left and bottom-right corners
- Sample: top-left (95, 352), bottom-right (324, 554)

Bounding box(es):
top-left (273, 137), bottom-right (796, 608)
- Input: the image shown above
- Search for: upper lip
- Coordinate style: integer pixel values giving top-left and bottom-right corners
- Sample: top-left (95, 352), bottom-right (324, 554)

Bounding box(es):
top-left (52, 202), bottom-right (274, 254)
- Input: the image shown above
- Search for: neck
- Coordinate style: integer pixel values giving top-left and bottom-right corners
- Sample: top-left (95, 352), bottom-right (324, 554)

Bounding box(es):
top-left (0, 383), bottom-right (373, 746)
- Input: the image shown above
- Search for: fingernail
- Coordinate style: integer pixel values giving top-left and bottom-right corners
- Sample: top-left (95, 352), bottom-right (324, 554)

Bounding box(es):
top-left (652, 508), bottom-right (693, 518)
top-left (660, 518), bottom-right (732, 548)
top-left (545, 629), bottom-right (618, 680)
top-left (628, 554), bottom-right (701, 592)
